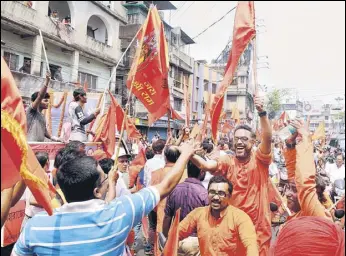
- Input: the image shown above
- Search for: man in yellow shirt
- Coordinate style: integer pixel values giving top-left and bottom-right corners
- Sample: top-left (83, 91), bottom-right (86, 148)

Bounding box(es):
top-left (178, 176), bottom-right (258, 256)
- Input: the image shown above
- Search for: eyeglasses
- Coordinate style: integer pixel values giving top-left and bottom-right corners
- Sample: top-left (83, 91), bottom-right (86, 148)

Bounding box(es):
top-left (234, 137), bottom-right (249, 143)
top-left (99, 174), bottom-right (108, 187)
top-left (208, 190), bottom-right (228, 198)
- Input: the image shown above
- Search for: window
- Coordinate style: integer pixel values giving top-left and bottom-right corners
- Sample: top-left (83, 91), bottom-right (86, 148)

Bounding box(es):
top-left (227, 95), bottom-right (237, 102)
top-left (212, 83), bottom-right (217, 94)
top-left (87, 26), bottom-right (95, 38)
top-left (78, 72), bottom-right (98, 90)
top-left (174, 98), bottom-right (182, 111)
top-left (325, 116), bottom-right (329, 120)
top-left (204, 81), bottom-right (208, 92)
top-left (240, 76), bottom-right (245, 84)
top-left (195, 102), bottom-right (198, 111)
top-left (231, 77), bottom-right (238, 85)
top-left (3, 52), bottom-right (19, 71)
top-left (127, 14), bottom-right (139, 24)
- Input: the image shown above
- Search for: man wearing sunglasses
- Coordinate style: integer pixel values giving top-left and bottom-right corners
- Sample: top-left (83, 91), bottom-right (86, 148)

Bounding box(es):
top-left (178, 175), bottom-right (258, 255)
top-left (68, 88), bottom-right (100, 142)
top-left (190, 96), bottom-right (273, 256)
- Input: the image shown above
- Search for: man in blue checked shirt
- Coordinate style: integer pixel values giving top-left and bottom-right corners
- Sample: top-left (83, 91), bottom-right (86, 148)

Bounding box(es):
top-left (12, 140), bottom-right (198, 256)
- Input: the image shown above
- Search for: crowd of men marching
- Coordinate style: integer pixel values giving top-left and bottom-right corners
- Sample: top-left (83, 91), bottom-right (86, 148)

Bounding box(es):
top-left (1, 74), bottom-right (345, 256)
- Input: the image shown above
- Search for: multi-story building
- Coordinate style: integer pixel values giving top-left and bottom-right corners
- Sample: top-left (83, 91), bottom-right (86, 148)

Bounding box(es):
top-left (1, 1), bottom-right (127, 104)
top-left (209, 43), bottom-right (255, 126)
top-left (191, 60), bottom-right (221, 122)
top-left (118, 1), bottom-right (195, 139)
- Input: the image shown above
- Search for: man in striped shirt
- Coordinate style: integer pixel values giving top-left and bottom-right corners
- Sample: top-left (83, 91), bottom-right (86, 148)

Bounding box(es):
top-left (13, 140), bottom-right (197, 256)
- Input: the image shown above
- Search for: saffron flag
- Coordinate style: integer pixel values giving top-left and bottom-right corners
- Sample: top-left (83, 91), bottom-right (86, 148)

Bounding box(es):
top-left (162, 208), bottom-right (181, 256)
top-left (128, 148), bottom-right (146, 188)
top-left (96, 92), bottom-right (141, 157)
top-left (210, 1), bottom-right (256, 141)
top-left (231, 105), bottom-right (240, 124)
top-left (312, 121), bottom-right (325, 141)
top-left (127, 6), bottom-right (171, 126)
top-left (98, 93), bottom-right (117, 157)
top-left (1, 57), bottom-right (54, 215)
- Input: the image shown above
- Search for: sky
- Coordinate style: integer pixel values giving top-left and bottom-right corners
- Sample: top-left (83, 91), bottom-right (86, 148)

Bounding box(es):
top-left (163, 1), bottom-right (345, 104)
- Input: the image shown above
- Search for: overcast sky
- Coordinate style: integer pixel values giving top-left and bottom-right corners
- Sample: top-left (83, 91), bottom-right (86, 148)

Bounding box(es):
top-left (164, 1), bottom-right (345, 104)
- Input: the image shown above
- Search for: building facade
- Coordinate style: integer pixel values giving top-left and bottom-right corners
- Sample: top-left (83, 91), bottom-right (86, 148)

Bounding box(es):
top-left (1, 1), bottom-right (127, 101)
top-left (118, 1), bottom-right (195, 139)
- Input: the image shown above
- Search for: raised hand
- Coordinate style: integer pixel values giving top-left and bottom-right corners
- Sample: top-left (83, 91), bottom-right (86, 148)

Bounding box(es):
top-left (254, 95), bottom-right (265, 113)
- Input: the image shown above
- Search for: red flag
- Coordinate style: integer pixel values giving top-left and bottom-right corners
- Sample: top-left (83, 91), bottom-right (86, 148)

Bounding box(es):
top-left (128, 148), bottom-right (146, 188)
top-left (210, 1), bottom-right (256, 141)
top-left (1, 57), bottom-right (54, 215)
top-left (162, 208), bottom-right (181, 256)
top-left (127, 6), bottom-right (171, 126)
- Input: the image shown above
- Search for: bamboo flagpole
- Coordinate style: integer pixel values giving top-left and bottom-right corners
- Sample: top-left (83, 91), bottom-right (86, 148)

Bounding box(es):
top-left (111, 13), bottom-right (148, 170)
top-left (39, 29), bottom-right (50, 72)
top-left (100, 28), bottom-right (142, 117)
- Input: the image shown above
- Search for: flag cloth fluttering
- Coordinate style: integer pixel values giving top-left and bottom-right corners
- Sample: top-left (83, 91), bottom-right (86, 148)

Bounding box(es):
top-left (162, 208), bottom-right (181, 256)
top-left (210, 1), bottom-right (256, 141)
top-left (127, 6), bottom-right (172, 126)
top-left (312, 121), bottom-right (325, 141)
top-left (94, 92), bottom-right (141, 157)
top-left (1, 57), bottom-right (55, 215)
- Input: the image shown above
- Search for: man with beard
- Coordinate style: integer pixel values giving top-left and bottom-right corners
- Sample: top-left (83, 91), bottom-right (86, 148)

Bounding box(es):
top-left (190, 96), bottom-right (272, 256)
top-left (26, 72), bottom-right (60, 142)
top-left (178, 175), bottom-right (258, 256)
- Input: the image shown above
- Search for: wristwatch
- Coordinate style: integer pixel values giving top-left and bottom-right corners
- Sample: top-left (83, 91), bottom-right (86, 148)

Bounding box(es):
top-left (258, 111), bottom-right (267, 117)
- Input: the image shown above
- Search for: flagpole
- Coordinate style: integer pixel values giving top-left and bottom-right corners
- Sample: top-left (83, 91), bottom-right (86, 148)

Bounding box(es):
top-left (112, 8), bottom-right (149, 170)
top-left (39, 29), bottom-right (50, 73)
top-left (101, 28), bottom-right (141, 117)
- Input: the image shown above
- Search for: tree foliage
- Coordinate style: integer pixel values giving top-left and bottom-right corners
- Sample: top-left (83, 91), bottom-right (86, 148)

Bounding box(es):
top-left (265, 88), bottom-right (291, 119)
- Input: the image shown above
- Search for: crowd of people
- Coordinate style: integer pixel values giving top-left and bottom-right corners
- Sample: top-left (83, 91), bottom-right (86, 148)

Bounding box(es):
top-left (1, 74), bottom-right (345, 256)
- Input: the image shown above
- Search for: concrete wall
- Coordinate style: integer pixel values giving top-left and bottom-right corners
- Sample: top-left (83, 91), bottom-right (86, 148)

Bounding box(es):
top-left (79, 56), bottom-right (111, 90)
top-left (1, 1), bottom-right (127, 64)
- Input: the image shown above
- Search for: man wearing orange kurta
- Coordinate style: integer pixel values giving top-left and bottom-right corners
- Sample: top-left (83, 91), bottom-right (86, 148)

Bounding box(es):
top-left (178, 175), bottom-right (258, 256)
top-left (191, 96), bottom-right (272, 256)
top-left (282, 119), bottom-right (333, 220)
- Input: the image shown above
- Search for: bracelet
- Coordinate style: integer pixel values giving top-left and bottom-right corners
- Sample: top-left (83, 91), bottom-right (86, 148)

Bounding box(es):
top-left (258, 111), bottom-right (267, 117)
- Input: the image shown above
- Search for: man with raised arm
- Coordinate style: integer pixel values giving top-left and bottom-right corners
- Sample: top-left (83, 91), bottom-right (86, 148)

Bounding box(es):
top-left (190, 96), bottom-right (272, 256)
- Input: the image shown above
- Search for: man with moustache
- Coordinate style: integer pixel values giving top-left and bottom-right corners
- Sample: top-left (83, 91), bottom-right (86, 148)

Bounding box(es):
top-left (190, 96), bottom-right (272, 256)
top-left (178, 176), bottom-right (258, 256)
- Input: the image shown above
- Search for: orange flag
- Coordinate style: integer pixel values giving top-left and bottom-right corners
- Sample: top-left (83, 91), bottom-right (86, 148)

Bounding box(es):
top-left (128, 148), bottom-right (146, 188)
top-left (96, 92), bottom-right (142, 157)
top-left (312, 121), bottom-right (325, 141)
top-left (127, 6), bottom-right (171, 126)
top-left (231, 105), bottom-right (240, 124)
top-left (162, 208), bottom-right (181, 256)
top-left (210, 1), bottom-right (256, 141)
top-left (98, 94), bottom-right (117, 157)
top-left (1, 57), bottom-right (54, 215)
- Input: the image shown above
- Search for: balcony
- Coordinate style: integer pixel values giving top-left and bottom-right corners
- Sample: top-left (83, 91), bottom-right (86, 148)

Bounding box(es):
top-left (170, 47), bottom-right (193, 73)
top-left (1, 1), bottom-right (121, 64)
